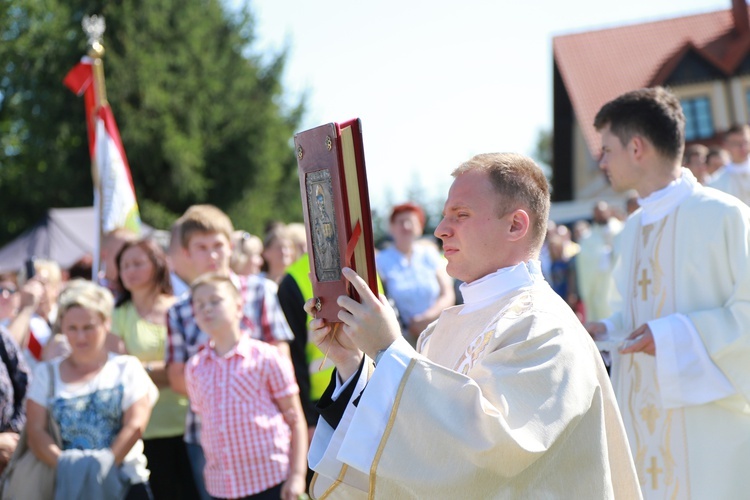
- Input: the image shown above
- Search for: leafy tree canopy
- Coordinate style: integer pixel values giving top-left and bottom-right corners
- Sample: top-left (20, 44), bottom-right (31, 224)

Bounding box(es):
top-left (0, 0), bottom-right (304, 245)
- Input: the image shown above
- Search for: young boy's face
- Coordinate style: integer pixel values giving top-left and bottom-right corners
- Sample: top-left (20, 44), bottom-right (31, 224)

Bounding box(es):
top-left (185, 232), bottom-right (232, 276)
top-left (192, 282), bottom-right (242, 336)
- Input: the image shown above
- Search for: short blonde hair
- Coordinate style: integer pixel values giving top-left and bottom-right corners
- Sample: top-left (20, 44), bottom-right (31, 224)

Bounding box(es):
top-left (453, 153), bottom-right (550, 252)
top-left (18, 259), bottom-right (62, 286)
top-left (56, 279), bottom-right (114, 331)
top-left (190, 273), bottom-right (241, 302)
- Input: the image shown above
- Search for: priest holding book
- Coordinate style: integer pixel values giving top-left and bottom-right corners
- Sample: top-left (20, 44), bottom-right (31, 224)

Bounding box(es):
top-left (304, 153), bottom-right (640, 498)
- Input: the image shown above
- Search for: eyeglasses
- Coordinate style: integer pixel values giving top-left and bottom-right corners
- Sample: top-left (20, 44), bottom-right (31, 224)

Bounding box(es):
top-left (0, 287), bottom-right (17, 296)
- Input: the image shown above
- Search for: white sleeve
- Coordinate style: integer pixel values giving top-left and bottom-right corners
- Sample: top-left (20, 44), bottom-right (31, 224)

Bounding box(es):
top-left (650, 313), bottom-right (735, 408)
top-left (309, 336), bottom-right (417, 477)
top-left (308, 358), bottom-right (370, 482)
top-left (120, 355), bottom-right (159, 411)
top-left (27, 361), bottom-right (53, 407)
top-left (336, 336), bottom-right (417, 474)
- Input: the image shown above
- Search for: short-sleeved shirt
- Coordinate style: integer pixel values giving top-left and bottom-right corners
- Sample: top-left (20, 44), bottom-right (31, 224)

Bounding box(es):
top-left (376, 243), bottom-right (444, 325)
top-left (28, 354), bottom-right (159, 483)
top-left (165, 272), bottom-right (293, 444)
top-left (0, 327), bottom-right (28, 433)
top-left (185, 334), bottom-right (298, 498)
top-left (111, 302), bottom-right (188, 440)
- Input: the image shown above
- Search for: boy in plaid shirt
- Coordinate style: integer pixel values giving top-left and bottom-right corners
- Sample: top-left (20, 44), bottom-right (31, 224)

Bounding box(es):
top-left (186, 274), bottom-right (306, 500)
top-left (165, 204), bottom-right (293, 498)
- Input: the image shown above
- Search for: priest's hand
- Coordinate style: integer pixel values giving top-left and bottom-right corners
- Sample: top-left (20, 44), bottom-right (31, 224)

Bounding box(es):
top-left (304, 298), bottom-right (363, 381)
top-left (584, 321), bottom-right (607, 340)
top-left (337, 267), bottom-right (402, 361)
top-left (618, 323), bottom-right (655, 356)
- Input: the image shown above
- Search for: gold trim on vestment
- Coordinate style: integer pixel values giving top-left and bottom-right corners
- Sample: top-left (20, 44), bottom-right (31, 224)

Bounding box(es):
top-left (368, 358), bottom-right (418, 499)
top-left (311, 464), bottom-right (349, 499)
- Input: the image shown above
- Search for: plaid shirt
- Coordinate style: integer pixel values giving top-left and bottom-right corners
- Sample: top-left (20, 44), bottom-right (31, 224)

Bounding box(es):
top-left (185, 334), bottom-right (299, 498)
top-left (165, 273), bottom-right (293, 444)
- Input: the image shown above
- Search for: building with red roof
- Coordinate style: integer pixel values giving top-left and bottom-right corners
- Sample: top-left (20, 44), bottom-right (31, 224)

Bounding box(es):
top-left (552, 0), bottom-right (750, 202)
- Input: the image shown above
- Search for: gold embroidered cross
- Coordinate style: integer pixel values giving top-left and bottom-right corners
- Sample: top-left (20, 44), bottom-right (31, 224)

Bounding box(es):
top-left (638, 269), bottom-right (651, 300)
top-left (647, 456), bottom-right (663, 489)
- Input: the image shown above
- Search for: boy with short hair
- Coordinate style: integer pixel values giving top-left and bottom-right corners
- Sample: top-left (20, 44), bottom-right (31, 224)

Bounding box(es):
top-left (185, 274), bottom-right (307, 500)
top-left (164, 204), bottom-right (293, 499)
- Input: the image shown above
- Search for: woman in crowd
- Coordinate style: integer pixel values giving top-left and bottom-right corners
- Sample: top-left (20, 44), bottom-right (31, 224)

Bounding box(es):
top-left (113, 238), bottom-right (197, 499)
top-left (26, 279), bottom-right (158, 498)
top-left (230, 230), bottom-right (264, 277)
top-left (0, 324), bottom-right (28, 474)
top-left (376, 202), bottom-right (455, 344)
top-left (261, 225), bottom-right (297, 285)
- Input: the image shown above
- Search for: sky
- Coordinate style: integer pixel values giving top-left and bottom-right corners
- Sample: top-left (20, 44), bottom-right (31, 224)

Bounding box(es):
top-left (245, 0), bottom-right (731, 213)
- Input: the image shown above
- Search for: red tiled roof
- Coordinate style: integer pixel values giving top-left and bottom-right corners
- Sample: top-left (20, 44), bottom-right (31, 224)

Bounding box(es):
top-left (554, 7), bottom-right (750, 158)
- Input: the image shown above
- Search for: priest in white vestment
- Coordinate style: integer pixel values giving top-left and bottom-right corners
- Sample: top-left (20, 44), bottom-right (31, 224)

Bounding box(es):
top-left (305, 153), bottom-right (640, 499)
top-left (575, 201), bottom-right (623, 322)
top-left (590, 87), bottom-right (750, 499)
top-left (709, 124), bottom-right (750, 205)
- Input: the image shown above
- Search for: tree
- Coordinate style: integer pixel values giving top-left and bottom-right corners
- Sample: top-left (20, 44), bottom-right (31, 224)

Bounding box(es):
top-left (0, 0), bottom-right (304, 245)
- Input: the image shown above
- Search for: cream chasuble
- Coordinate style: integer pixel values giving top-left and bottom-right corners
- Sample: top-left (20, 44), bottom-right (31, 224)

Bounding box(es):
top-left (708, 160), bottom-right (750, 206)
top-left (615, 212), bottom-right (691, 497)
top-left (605, 169), bottom-right (750, 499)
top-left (309, 263), bottom-right (640, 499)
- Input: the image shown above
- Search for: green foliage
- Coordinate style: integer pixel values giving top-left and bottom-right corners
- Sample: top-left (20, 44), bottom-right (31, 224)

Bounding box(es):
top-left (0, 0), bottom-right (304, 244)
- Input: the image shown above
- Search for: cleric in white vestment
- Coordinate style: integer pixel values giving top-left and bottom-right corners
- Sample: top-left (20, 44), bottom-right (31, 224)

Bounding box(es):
top-left (590, 87), bottom-right (750, 499)
top-left (306, 153), bottom-right (641, 499)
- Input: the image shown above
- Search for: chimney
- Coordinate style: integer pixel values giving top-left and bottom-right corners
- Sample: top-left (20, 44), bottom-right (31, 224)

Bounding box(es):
top-left (733, 0), bottom-right (750, 36)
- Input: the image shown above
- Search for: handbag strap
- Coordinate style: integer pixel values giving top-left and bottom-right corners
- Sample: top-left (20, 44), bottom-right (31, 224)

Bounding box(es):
top-left (45, 362), bottom-right (63, 447)
top-left (46, 362), bottom-right (55, 400)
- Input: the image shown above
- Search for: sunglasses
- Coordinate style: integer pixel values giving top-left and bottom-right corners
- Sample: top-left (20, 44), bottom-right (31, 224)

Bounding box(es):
top-left (0, 287), bottom-right (17, 296)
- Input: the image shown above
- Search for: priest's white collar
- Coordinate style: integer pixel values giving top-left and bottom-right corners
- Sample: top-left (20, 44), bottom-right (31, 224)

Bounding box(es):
top-left (458, 260), bottom-right (543, 314)
top-left (725, 158), bottom-right (750, 174)
top-left (637, 168), bottom-right (698, 226)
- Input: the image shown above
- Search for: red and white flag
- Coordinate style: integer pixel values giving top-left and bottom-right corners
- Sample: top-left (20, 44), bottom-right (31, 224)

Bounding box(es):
top-left (63, 58), bottom-right (141, 275)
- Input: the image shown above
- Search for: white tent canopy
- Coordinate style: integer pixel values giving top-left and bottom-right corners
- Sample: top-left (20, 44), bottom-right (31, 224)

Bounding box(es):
top-left (0, 207), bottom-right (156, 274)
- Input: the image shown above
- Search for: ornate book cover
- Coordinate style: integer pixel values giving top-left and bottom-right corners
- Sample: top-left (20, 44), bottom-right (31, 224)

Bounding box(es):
top-left (294, 119), bottom-right (377, 322)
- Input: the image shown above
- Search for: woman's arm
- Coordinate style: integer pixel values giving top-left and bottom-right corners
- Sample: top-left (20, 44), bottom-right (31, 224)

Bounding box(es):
top-left (408, 264), bottom-right (456, 335)
top-left (142, 360), bottom-right (170, 388)
top-left (26, 400), bottom-right (62, 468)
top-left (0, 432), bottom-right (20, 472)
top-left (110, 394), bottom-right (151, 465)
top-left (277, 393), bottom-right (308, 500)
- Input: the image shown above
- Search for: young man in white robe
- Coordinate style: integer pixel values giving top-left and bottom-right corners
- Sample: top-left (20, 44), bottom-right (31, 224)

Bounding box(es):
top-left (304, 153), bottom-right (640, 499)
top-left (588, 87), bottom-right (750, 499)
top-left (709, 124), bottom-right (750, 205)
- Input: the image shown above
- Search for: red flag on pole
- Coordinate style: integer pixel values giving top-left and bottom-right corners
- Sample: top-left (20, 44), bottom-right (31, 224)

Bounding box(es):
top-left (64, 58), bottom-right (141, 279)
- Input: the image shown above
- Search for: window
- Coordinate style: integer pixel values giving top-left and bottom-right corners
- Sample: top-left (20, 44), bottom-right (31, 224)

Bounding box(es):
top-left (680, 97), bottom-right (714, 141)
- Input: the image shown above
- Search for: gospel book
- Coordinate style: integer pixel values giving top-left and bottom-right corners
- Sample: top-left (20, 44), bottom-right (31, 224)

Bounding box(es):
top-left (294, 119), bottom-right (378, 322)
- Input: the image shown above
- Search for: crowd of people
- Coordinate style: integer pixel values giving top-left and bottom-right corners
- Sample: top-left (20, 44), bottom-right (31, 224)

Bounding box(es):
top-left (0, 85), bottom-right (749, 499)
